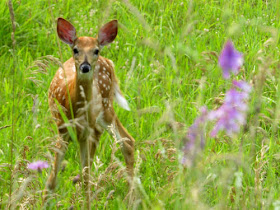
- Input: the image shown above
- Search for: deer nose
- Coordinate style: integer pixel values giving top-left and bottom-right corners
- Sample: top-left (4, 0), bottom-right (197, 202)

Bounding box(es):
top-left (80, 62), bottom-right (91, 73)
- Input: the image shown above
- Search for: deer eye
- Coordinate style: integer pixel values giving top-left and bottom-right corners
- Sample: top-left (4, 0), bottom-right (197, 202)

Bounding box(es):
top-left (73, 48), bottom-right (79, 54)
top-left (94, 49), bottom-right (99, 55)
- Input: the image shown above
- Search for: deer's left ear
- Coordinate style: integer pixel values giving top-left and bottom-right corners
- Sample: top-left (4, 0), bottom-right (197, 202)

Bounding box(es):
top-left (98, 20), bottom-right (118, 47)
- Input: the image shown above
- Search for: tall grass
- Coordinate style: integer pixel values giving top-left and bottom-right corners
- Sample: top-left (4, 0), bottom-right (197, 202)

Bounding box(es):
top-left (0, 0), bottom-right (280, 209)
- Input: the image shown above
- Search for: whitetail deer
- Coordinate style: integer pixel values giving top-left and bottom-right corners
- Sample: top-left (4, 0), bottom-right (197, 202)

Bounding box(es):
top-left (44, 18), bottom-right (134, 206)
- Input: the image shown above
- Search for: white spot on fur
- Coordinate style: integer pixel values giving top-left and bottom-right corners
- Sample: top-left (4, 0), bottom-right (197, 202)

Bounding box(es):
top-left (95, 64), bottom-right (100, 70)
top-left (72, 65), bottom-right (76, 73)
top-left (79, 85), bottom-right (85, 98)
top-left (99, 80), bottom-right (102, 84)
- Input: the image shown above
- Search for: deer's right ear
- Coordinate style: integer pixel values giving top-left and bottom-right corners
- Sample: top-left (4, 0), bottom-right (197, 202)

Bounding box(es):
top-left (57, 18), bottom-right (77, 46)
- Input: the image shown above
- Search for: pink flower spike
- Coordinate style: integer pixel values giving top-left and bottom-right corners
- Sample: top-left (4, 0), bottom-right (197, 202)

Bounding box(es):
top-left (182, 106), bottom-right (208, 167)
top-left (28, 161), bottom-right (49, 172)
top-left (209, 80), bottom-right (251, 137)
top-left (233, 80), bottom-right (252, 93)
top-left (219, 40), bottom-right (243, 79)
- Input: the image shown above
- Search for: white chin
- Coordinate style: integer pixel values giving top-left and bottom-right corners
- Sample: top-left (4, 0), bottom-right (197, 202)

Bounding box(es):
top-left (79, 70), bottom-right (93, 80)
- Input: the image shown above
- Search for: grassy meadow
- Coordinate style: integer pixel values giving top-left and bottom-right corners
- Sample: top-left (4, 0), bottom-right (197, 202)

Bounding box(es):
top-left (1, 0), bottom-right (280, 209)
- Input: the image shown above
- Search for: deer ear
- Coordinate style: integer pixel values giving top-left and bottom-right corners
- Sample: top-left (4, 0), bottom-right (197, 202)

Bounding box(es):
top-left (57, 18), bottom-right (77, 46)
top-left (98, 20), bottom-right (118, 47)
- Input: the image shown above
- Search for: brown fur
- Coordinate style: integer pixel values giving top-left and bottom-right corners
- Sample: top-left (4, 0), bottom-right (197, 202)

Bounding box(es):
top-left (44, 19), bottom-right (134, 208)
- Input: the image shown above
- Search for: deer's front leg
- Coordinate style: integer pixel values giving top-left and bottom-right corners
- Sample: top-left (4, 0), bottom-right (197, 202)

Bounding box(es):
top-left (79, 138), bottom-right (91, 209)
top-left (89, 129), bottom-right (102, 167)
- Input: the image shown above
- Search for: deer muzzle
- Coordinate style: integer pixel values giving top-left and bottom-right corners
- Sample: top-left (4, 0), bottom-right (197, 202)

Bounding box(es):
top-left (80, 62), bottom-right (92, 73)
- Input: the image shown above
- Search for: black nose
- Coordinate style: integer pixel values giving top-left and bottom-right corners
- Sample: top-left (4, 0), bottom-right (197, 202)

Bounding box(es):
top-left (80, 62), bottom-right (91, 73)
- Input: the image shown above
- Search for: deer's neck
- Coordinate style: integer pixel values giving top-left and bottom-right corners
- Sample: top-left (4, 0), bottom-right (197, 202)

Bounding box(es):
top-left (74, 75), bottom-right (94, 111)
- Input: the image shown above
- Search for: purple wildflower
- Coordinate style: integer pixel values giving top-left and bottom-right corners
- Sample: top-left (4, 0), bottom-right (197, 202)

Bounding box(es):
top-left (208, 80), bottom-right (251, 137)
top-left (219, 41), bottom-right (243, 79)
top-left (27, 161), bottom-right (49, 172)
top-left (72, 174), bottom-right (80, 185)
top-left (233, 80), bottom-right (252, 94)
top-left (182, 107), bottom-right (208, 167)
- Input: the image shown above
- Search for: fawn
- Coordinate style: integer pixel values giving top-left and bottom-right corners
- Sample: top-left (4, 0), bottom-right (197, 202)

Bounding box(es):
top-left (45, 18), bottom-right (135, 206)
